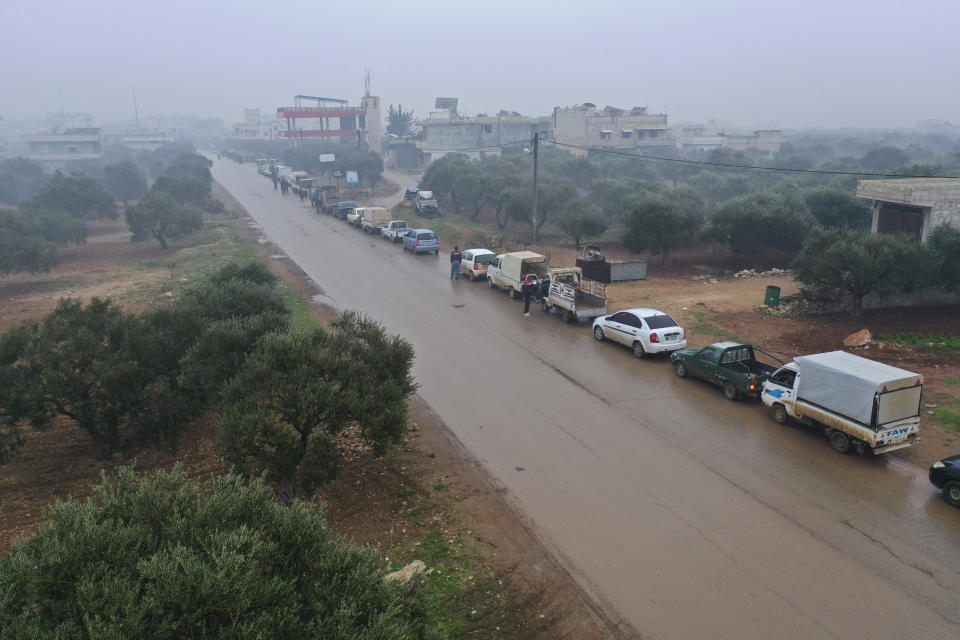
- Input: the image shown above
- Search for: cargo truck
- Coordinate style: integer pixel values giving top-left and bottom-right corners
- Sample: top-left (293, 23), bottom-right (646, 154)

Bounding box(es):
top-left (540, 266), bottom-right (607, 322)
top-left (761, 351), bottom-right (922, 454)
top-left (486, 251), bottom-right (549, 299)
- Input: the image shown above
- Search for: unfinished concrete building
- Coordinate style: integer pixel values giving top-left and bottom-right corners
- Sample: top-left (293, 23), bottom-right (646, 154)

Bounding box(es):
top-left (550, 104), bottom-right (670, 156)
top-left (857, 178), bottom-right (960, 242)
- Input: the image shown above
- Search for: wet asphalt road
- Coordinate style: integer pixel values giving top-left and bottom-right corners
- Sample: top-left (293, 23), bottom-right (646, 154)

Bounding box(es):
top-left (213, 159), bottom-right (960, 639)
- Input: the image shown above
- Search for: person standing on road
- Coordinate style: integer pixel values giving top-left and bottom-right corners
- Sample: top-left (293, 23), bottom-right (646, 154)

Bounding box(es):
top-left (449, 246), bottom-right (462, 280)
top-left (521, 277), bottom-right (536, 316)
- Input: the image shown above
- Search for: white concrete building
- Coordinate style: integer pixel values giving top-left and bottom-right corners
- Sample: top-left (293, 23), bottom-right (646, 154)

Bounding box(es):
top-left (416, 109), bottom-right (548, 163)
top-left (21, 128), bottom-right (103, 161)
top-left (857, 178), bottom-right (960, 242)
top-left (550, 104), bottom-right (670, 156)
top-left (676, 127), bottom-right (785, 155)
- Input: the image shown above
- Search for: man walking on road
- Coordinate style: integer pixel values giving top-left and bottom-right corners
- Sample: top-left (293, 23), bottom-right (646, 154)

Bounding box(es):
top-left (449, 246), bottom-right (462, 280)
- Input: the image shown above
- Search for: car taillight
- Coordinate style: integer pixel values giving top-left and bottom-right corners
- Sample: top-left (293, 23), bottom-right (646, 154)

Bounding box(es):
top-left (649, 333), bottom-right (659, 343)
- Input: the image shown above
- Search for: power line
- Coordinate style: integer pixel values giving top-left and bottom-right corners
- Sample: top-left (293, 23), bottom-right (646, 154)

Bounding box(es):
top-left (541, 139), bottom-right (960, 179)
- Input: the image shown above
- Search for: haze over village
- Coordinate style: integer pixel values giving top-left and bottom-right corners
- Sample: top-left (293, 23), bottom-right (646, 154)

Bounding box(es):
top-left (1, 1), bottom-right (960, 639)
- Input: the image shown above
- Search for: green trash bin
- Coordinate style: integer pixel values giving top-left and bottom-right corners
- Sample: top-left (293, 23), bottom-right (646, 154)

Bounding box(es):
top-left (764, 285), bottom-right (781, 307)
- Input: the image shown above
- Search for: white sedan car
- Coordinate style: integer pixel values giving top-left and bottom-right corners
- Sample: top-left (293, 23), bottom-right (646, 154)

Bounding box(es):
top-left (592, 308), bottom-right (687, 358)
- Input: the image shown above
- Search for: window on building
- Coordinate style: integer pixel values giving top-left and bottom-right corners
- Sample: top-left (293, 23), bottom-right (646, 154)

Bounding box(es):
top-left (636, 130), bottom-right (645, 139)
top-left (481, 124), bottom-right (492, 134)
top-left (600, 130), bottom-right (612, 140)
top-left (621, 130), bottom-right (632, 139)
top-left (649, 130), bottom-right (658, 138)
top-left (68, 146), bottom-right (78, 153)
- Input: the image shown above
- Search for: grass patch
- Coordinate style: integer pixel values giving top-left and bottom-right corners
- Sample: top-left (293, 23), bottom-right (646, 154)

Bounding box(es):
top-left (944, 377), bottom-right (960, 386)
top-left (691, 311), bottom-right (741, 342)
top-left (410, 529), bottom-right (551, 638)
top-left (931, 404), bottom-right (960, 431)
top-left (277, 281), bottom-right (315, 329)
top-left (877, 331), bottom-right (960, 351)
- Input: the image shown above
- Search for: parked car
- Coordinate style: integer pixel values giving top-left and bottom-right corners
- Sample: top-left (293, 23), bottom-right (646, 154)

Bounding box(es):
top-left (459, 248), bottom-right (495, 280)
top-left (763, 351), bottom-right (923, 454)
top-left (404, 187), bottom-right (420, 201)
top-left (346, 207), bottom-right (365, 227)
top-left (930, 454), bottom-right (960, 507)
top-left (671, 342), bottom-right (782, 400)
top-left (416, 190), bottom-right (439, 216)
top-left (593, 308), bottom-right (685, 358)
top-left (335, 201), bottom-right (357, 220)
top-left (381, 220), bottom-right (409, 243)
top-left (401, 228), bottom-right (439, 255)
top-left (487, 251), bottom-right (548, 298)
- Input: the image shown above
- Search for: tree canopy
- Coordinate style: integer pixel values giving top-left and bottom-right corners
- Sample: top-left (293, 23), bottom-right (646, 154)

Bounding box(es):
top-left (26, 173), bottom-right (117, 219)
top-left (703, 192), bottom-right (811, 264)
top-left (218, 311), bottom-right (416, 499)
top-left (792, 227), bottom-right (934, 320)
top-left (126, 190), bottom-right (204, 249)
top-left (0, 466), bottom-right (439, 639)
top-left (387, 104), bottom-right (416, 137)
top-left (623, 189), bottom-right (704, 269)
top-left (103, 160), bottom-right (148, 203)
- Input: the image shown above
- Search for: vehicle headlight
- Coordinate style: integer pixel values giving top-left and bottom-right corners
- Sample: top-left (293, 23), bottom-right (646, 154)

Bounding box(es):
top-left (932, 461), bottom-right (946, 469)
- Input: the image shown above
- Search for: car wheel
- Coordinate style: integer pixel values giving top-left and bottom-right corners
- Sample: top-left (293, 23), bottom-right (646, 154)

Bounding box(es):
top-left (509, 289), bottom-right (518, 299)
top-left (722, 381), bottom-right (739, 401)
top-left (565, 310), bottom-right (576, 323)
top-left (772, 404), bottom-right (789, 425)
top-left (674, 361), bottom-right (687, 378)
top-left (488, 277), bottom-right (495, 288)
top-left (594, 326), bottom-right (605, 341)
top-left (632, 341), bottom-right (645, 359)
top-left (944, 481), bottom-right (960, 508)
top-left (829, 429), bottom-right (852, 454)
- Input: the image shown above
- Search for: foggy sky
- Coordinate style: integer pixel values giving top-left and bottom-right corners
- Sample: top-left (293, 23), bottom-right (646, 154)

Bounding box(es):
top-left (2, 0), bottom-right (957, 130)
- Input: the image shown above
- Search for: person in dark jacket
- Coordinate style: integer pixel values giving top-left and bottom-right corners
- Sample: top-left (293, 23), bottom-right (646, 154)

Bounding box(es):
top-left (521, 277), bottom-right (537, 316)
top-left (449, 246), bottom-right (462, 280)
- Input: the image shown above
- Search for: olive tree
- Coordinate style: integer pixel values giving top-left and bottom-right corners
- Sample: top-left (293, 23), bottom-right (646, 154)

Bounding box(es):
top-left (218, 311), bottom-right (416, 500)
top-left (623, 190), bottom-right (704, 270)
top-left (0, 466), bottom-right (439, 639)
top-left (792, 227), bottom-right (935, 320)
top-left (703, 191), bottom-right (811, 266)
top-left (0, 298), bottom-right (154, 461)
top-left (126, 190), bottom-right (204, 249)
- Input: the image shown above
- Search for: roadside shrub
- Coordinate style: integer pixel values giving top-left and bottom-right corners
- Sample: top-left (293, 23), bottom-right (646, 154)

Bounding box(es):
top-left (209, 259), bottom-right (278, 286)
top-left (928, 224), bottom-right (960, 292)
top-left (0, 466), bottom-right (440, 639)
top-left (181, 279), bottom-right (287, 322)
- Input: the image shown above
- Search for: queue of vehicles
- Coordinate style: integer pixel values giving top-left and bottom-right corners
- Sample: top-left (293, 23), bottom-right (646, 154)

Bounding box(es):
top-left (265, 168), bottom-right (954, 508)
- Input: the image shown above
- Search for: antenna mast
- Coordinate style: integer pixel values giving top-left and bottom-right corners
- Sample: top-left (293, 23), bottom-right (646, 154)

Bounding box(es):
top-left (132, 85), bottom-right (141, 129)
top-left (364, 69), bottom-right (370, 97)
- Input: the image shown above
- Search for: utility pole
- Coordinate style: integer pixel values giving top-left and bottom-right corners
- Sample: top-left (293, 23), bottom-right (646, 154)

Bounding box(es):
top-left (531, 132), bottom-right (540, 245)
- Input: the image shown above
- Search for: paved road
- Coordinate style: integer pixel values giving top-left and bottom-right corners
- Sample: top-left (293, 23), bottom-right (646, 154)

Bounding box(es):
top-left (214, 159), bottom-right (960, 639)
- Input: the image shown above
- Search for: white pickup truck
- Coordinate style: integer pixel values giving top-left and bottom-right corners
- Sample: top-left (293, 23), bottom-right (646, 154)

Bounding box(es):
top-left (380, 220), bottom-right (409, 243)
top-left (486, 251), bottom-right (549, 299)
top-left (540, 266), bottom-right (607, 323)
top-left (761, 350), bottom-right (922, 454)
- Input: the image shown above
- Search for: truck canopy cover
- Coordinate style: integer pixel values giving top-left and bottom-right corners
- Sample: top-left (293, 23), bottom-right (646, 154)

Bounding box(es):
top-left (795, 351), bottom-right (922, 426)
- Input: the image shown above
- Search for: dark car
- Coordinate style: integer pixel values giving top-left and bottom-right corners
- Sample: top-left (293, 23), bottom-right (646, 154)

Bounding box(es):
top-left (404, 187), bottom-right (419, 201)
top-left (929, 454), bottom-right (960, 507)
top-left (335, 201), bottom-right (357, 220)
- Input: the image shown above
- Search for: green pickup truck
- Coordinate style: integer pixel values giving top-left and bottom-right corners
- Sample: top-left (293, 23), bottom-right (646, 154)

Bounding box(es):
top-left (670, 342), bottom-right (783, 400)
